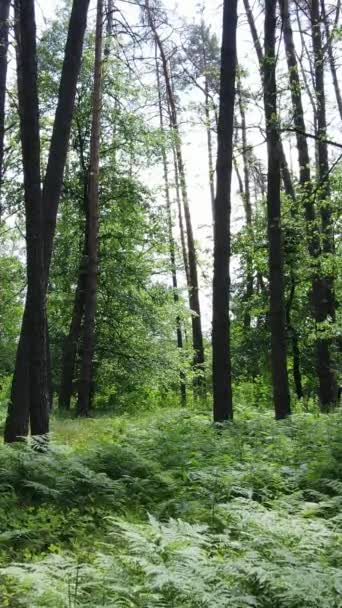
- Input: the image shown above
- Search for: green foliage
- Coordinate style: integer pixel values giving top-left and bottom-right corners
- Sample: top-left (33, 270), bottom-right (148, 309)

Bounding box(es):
top-left (1, 409), bottom-right (342, 606)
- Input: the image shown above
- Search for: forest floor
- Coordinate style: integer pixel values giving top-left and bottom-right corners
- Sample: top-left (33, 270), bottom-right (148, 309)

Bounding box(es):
top-left (0, 406), bottom-right (341, 607)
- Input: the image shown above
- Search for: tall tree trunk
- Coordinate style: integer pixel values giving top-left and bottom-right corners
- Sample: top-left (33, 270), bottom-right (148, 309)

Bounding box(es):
top-left (0, 0), bottom-right (10, 215)
top-left (171, 138), bottom-right (190, 287)
top-left (243, 0), bottom-right (295, 199)
top-left (236, 73), bottom-right (254, 329)
top-left (279, 0), bottom-right (334, 403)
top-left (59, 184), bottom-right (88, 410)
top-left (156, 52), bottom-right (186, 405)
top-left (245, 0), bottom-right (299, 399)
top-left (204, 77), bottom-right (215, 220)
top-left (311, 0), bottom-right (337, 409)
top-left (212, 0), bottom-right (237, 422)
top-left (59, 261), bottom-right (86, 410)
top-left (146, 0), bottom-right (206, 394)
top-left (320, 0), bottom-right (342, 122)
top-left (15, 0), bottom-right (49, 437)
top-left (4, 0), bottom-right (90, 443)
top-left (199, 20), bottom-right (215, 219)
top-left (264, 0), bottom-right (291, 419)
top-left (76, 0), bottom-right (103, 416)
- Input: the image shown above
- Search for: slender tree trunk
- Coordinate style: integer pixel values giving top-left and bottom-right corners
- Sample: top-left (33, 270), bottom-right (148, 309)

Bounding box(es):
top-left (311, 0), bottom-right (337, 409)
top-left (4, 0), bottom-right (90, 443)
top-left (156, 52), bottom-right (186, 405)
top-left (171, 140), bottom-right (190, 286)
top-left (146, 0), bottom-right (206, 394)
top-left (15, 0), bottom-right (49, 437)
top-left (279, 0), bottom-right (333, 403)
top-left (59, 227), bottom-right (87, 410)
top-left (243, 0), bottom-right (295, 200)
top-left (264, 0), bottom-right (291, 419)
top-left (236, 74), bottom-right (254, 329)
top-left (199, 21), bottom-right (215, 219)
top-left (77, 0), bottom-right (103, 416)
top-left (59, 265), bottom-right (86, 410)
top-left (245, 0), bottom-right (299, 400)
top-left (204, 78), bottom-right (215, 219)
top-left (320, 0), bottom-right (342, 121)
top-left (0, 0), bottom-right (10, 215)
top-left (212, 0), bottom-right (237, 422)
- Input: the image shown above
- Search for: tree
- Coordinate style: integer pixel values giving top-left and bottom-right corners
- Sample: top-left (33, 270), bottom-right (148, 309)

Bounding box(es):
top-left (212, 0), bottom-right (238, 422)
top-left (264, 0), bottom-right (291, 419)
top-left (310, 0), bottom-right (338, 409)
top-left (182, 21), bottom-right (220, 219)
top-left (14, 0), bottom-right (49, 437)
top-left (145, 0), bottom-right (206, 394)
top-left (320, 0), bottom-right (342, 122)
top-left (76, 0), bottom-right (104, 417)
top-left (0, 0), bottom-right (10, 213)
top-left (4, 0), bottom-right (90, 442)
top-left (156, 51), bottom-right (186, 405)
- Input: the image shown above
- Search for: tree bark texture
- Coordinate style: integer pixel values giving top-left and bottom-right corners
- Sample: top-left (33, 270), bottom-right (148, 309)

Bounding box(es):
top-left (15, 0), bottom-right (49, 437)
top-left (212, 0), bottom-right (237, 422)
top-left (4, 0), bottom-right (90, 442)
top-left (76, 0), bottom-right (104, 416)
top-left (264, 0), bottom-right (291, 419)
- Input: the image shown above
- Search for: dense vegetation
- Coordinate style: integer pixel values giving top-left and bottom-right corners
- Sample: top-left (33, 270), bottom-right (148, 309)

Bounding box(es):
top-left (0, 407), bottom-right (341, 606)
top-left (0, 0), bottom-right (341, 605)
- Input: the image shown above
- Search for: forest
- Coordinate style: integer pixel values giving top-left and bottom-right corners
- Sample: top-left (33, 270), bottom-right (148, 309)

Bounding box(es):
top-left (0, 0), bottom-right (341, 605)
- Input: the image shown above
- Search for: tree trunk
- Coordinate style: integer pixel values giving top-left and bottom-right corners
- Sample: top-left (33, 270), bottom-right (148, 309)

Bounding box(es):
top-left (243, 0), bottom-right (295, 200)
top-left (146, 0), bottom-right (206, 394)
top-left (320, 0), bottom-right (342, 122)
top-left (0, 0), bottom-right (10, 215)
top-left (280, 0), bottom-right (334, 404)
top-left (205, 78), bottom-right (215, 221)
top-left (212, 0), bottom-right (237, 422)
top-left (4, 0), bottom-right (90, 442)
top-left (171, 139), bottom-right (190, 287)
top-left (156, 51), bottom-right (186, 405)
top-left (264, 0), bottom-right (291, 419)
top-left (311, 0), bottom-right (337, 409)
top-left (15, 0), bottom-right (49, 437)
top-left (245, 0), bottom-right (299, 401)
top-left (76, 0), bottom-right (103, 417)
top-left (236, 74), bottom-right (254, 329)
top-left (59, 248), bottom-right (87, 410)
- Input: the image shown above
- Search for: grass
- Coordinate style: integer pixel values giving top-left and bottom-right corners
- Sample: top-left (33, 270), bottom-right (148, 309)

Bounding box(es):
top-left (0, 405), bottom-right (341, 606)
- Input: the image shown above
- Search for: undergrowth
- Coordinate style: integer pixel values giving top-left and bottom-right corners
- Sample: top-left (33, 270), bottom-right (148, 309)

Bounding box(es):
top-left (0, 407), bottom-right (341, 607)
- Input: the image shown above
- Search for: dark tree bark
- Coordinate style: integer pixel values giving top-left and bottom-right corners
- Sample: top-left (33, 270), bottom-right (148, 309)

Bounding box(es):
top-left (0, 0), bottom-right (10, 214)
top-left (243, 0), bottom-right (295, 199)
top-left (156, 51), bottom-right (186, 405)
top-left (244, 0), bottom-right (299, 399)
top-left (146, 0), bottom-right (206, 394)
top-left (4, 0), bottom-right (90, 442)
top-left (320, 0), bottom-right (342, 122)
top-left (59, 209), bottom-right (87, 411)
top-left (59, 261), bottom-right (86, 410)
top-left (311, 0), bottom-right (338, 409)
top-left (212, 0), bottom-right (237, 422)
top-left (14, 0), bottom-right (49, 437)
top-left (279, 0), bottom-right (334, 403)
top-left (264, 0), bottom-right (291, 419)
top-left (76, 0), bottom-right (104, 417)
